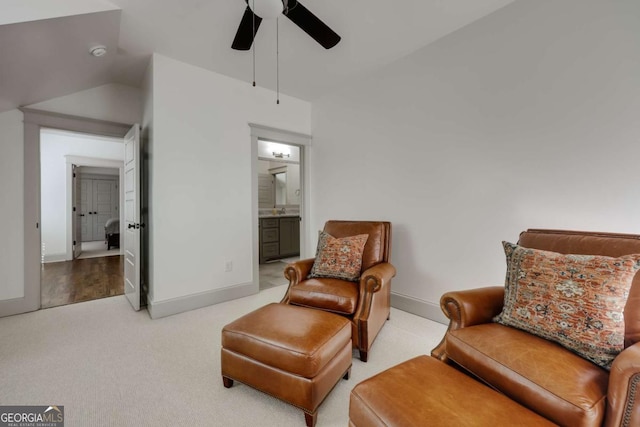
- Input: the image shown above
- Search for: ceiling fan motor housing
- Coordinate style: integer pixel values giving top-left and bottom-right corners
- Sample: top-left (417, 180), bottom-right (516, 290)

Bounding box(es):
top-left (249, 0), bottom-right (284, 19)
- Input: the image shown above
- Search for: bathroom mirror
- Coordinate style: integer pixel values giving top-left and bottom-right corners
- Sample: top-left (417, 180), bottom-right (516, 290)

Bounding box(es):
top-left (257, 160), bottom-right (300, 209)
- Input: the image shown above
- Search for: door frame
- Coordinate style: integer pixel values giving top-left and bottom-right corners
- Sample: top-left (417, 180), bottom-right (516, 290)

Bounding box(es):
top-left (64, 156), bottom-right (124, 260)
top-left (249, 123), bottom-right (311, 291)
top-left (0, 108), bottom-right (131, 318)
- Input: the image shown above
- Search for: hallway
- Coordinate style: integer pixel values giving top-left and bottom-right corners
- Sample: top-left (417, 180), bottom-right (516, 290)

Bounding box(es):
top-left (41, 256), bottom-right (124, 309)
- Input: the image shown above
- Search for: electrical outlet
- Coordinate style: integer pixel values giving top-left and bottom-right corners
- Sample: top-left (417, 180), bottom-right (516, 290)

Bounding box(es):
top-left (225, 261), bottom-right (233, 272)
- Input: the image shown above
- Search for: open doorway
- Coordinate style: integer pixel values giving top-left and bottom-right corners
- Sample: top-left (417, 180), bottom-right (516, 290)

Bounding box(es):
top-left (39, 128), bottom-right (125, 309)
top-left (249, 124), bottom-right (311, 298)
top-left (0, 109), bottom-right (135, 318)
top-left (257, 139), bottom-right (302, 291)
top-left (75, 166), bottom-right (120, 259)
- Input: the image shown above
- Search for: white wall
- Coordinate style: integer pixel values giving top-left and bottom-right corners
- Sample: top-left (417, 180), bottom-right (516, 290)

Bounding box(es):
top-left (0, 109), bottom-right (25, 300)
top-left (28, 83), bottom-right (142, 125)
top-left (310, 0), bottom-right (640, 317)
top-left (149, 54), bottom-right (311, 305)
top-left (40, 131), bottom-right (123, 261)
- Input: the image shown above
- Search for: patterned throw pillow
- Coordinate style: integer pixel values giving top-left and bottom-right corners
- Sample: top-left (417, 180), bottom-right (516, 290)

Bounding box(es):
top-left (309, 231), bottom-right (369, 282)
top-left (494, 242), bottom-right (640, 370)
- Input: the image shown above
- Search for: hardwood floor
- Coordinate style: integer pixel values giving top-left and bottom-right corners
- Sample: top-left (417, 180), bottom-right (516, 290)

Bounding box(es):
top-left (41, 256), bottom-right (124, 309)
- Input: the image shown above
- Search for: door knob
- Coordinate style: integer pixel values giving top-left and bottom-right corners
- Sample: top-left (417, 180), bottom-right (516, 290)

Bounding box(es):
top-left (128, 223), bottom-right (136, 229)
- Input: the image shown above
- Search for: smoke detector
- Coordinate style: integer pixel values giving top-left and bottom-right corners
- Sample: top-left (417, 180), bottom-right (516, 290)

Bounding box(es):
top-left (89, 45), bottom-right (107, 57)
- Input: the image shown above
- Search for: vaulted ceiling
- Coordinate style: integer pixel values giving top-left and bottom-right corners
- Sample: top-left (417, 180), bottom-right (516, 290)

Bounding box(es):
top-left (0, 0), bottom-right (516, 114)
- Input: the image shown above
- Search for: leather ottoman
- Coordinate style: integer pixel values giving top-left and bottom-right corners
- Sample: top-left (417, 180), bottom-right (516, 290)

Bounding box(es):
top-left (221, 303), bottom-right (352, 427)
top-left (349, 355), bottom-right (557, 427)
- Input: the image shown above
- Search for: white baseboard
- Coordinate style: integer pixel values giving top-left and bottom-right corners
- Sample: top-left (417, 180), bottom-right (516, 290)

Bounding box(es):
top-left (43, 253), bottom-right (67, 263)
top-left (147, 282), bottom-right (257, 319)
top-left (146, 283), bottom-right (447, 324)
top-left (391, 292), bottom-right (448, 325)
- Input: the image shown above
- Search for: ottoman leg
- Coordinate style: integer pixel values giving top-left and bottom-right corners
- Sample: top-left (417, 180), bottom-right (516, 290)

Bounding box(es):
top-left (304, 411), bottom-right (317, 427)
top-left (222, 376), bottom-right (234, 388)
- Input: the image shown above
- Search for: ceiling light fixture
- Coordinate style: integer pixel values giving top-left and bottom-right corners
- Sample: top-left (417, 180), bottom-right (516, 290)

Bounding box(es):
top-left (89, 45), bottom-right (107, 57)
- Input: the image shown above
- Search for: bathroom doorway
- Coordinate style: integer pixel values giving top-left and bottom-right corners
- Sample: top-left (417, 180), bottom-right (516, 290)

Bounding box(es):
top-left (249, 124), bottom-right (311, 294)
top-left (257, 140), bottom-right (302, 290)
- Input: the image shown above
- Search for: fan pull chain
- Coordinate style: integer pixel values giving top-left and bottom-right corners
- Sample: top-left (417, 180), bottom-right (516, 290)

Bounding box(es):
top-left (276, 17), bottom-right (280, 104)
top-left (252, 0), bottom-right (256, 87)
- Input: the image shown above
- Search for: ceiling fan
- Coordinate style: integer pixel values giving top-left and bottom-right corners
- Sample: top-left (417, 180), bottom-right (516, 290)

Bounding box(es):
top-left (232, 0), bottom-right (341, 50)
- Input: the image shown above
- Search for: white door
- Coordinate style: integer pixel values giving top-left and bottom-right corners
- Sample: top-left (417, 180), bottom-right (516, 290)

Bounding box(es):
top-left (72, 165), bottom-right (82, 258)
top-left (124, 124), bottom-right (141, 311)
top-left (80, 177), bottom-right (118, 241)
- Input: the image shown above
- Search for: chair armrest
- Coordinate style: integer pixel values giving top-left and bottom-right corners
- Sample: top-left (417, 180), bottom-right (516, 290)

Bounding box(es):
top-left (281, 258), bottom-right (315, 304)
top-left (431, 286), bottom-right (504, 361)
top-left (354, 262), bottom-right (396, 329)
top-left (605, 342), bottom-right (640, 427)
top-left (359, 262), bottom-right (396, 294)
top-left (440, 286), bottom-right (505, 328)
top-left (284, 258), bottom-right (315, 284)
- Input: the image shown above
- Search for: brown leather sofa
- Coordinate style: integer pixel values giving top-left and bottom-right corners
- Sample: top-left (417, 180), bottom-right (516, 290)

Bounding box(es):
top-left (281, 220), bottom-right (395, 362)
top-left (431, 229), bottom-right (640, 427)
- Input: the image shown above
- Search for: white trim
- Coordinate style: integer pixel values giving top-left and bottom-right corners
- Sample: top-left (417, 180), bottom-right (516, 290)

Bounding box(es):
top-left (43, 253), bottom-right (66, 263)
top-left (22, 108), bottom-right (131, 137)
top-left (147, 282), bottom-right (255, 319)
top-left (65, 155), bottom-right (123, 168)
top-left (391, 292), bottom-right (448, 325)
top-left (249, 123), bottom-right (311, 144)
top-left (249, 123), bottom-right (312, 291)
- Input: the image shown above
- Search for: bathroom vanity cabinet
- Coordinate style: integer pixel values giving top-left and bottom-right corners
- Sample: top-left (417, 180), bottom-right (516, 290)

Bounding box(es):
top-left (259, 216), bottom-right (300, 264)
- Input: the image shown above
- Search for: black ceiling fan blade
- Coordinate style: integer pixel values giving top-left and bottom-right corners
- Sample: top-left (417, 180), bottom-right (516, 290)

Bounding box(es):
top-left (232, 6), bottom-right (263, 50)
top-left (284, 1), bottom-right (341, 49)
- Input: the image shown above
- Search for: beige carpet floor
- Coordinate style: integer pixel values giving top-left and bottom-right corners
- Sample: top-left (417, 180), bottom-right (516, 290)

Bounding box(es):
top-left (0, 285), bottom-right (447, 426)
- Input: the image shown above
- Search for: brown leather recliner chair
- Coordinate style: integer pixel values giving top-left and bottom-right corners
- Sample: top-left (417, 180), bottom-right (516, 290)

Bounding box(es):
top-left (281, 220), bottom-right (395, 362)
top-left (431, 229), bottom-right (640, 427)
